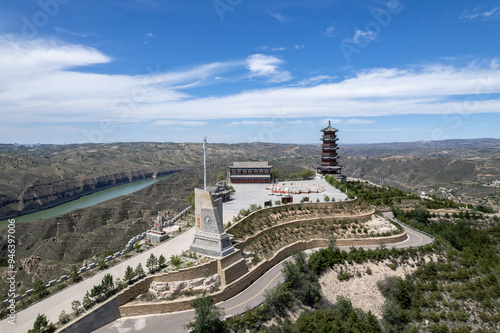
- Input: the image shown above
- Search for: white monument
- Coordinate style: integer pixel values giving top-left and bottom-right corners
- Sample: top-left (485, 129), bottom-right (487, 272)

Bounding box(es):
top-left (190, 188), bottom-right (234, 257)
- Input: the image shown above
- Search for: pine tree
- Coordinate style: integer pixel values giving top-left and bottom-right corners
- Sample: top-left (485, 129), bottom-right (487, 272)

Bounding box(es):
top-left (184, 295), bottom-right (225, 333)
top-left (124, 265), bottom-right (135, 284)
top-left (146, 253), bottom-right (158, 273)
top-left (135, 263), bottom-right (145, 278)
top-left (158, 254), bottom-right (166, 268)
top-left (82, 291), bottom-right (93, 310)
top-left (29, 313), bottom-right (55, 333)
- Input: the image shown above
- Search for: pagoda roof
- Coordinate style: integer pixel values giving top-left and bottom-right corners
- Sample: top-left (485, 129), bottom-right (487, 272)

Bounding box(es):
top-left (321, 121), bottom-right (339, 133)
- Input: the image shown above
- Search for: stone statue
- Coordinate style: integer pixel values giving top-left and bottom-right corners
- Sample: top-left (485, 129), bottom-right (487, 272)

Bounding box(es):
top-left (154, 211), bottom-right (162, 232)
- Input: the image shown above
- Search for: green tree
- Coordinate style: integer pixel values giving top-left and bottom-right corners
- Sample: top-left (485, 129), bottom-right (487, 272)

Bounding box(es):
top-left (170, 255), bottom-right (182, 269)
top-left (70, 265), bottom-right (81, 282)
top-left (146, 253), bottom-right (158, 273)
top-left (71, 300), bottom-right (82, 316)
top-left (124, 265), bottom-right (135, 284)
top-left (135, 263), bottom-right (145, 278)
top-left (58, 310), bottom-right (71, 325)
top-left (28, 313), bottom-right (55, 333)
top-left (158, 254), bottom-right (166, 268)
top-left (98, 258), bottom-right (107, 270)
top-left (264, 283), bottom-right (291, 317)
top-left (216, 172), bottom-right (226, 182)
top-left (184, 295), bottom-right (225, 333)
top-left (272, 169), bottom-right (281, 180)
top-left (82, 291), bottom-right (93, 310)
top-left (33, 280), bottom-right (48, 299)
top-left (101, 273), bottom-right (114, 294)
top-left (283, 251), bottom-right (322, 308)
top-left (187, 190), bottom-right (195, 206)
top-left (300, 169), bottom-right (315, 179)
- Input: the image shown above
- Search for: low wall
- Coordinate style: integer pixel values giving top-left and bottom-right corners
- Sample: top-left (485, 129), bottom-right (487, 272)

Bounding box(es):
top-left (117, 276), bottom-right (154, 305)
top-left (218, 249), bottom-right (244, 271)
top-left (59, 297), bottom-right (121, 333)
top-left (234, 209), bottom-right (375, 250)
top-left (221, 259), bottom-right (248, 286)
top-left (152, 260), bottom-right (218, 283)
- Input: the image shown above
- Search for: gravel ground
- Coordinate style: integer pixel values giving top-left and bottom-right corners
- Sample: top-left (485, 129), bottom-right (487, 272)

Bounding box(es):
top-left (319, 258), bottom-right (422, 318)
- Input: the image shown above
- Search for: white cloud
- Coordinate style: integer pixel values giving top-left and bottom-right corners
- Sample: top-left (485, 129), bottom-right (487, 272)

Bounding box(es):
top-left (1, 36), bottom-right (500, 128)
top-left (460, 6), bottom-right (500, 21)
top-left (268, 12), bottom-right (286, 23)
top-left (297, 75), bottom-right (337, 86)
top-left (323, 119), bottom-right (342, 125)
top-left (257, 46), bottom-right (286, 52)
top-left (287, 120), bottom-right (316, 126)
top-left (228, 120), bottom-right (274, 127)
top-left (54, 27), bottom-right (102, 38)
top-left (143, 32), bottom-right (157, 44)
top-left (153, 120), bottom-right (207, 126)
top-left (246, 54), bottom-right (292, 83)
top-left (294, 44), bottom-right (305, 50)
top-left (323, 25), bottom-right (338, 38)
top-left (346, 119), bottom-right (375, 124)
top-left (345, 28), bottom-right (377, 44)
top-left (0, 36), bottom-right (112, 75)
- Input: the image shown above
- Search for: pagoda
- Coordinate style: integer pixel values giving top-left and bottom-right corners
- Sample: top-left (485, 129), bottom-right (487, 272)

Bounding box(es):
top-left (317, 121), bottom-right (343, 177)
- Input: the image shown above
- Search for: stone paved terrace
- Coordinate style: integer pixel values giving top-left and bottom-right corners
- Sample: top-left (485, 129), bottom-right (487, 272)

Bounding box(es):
top-left (223, 176), bottom-right (347, 224)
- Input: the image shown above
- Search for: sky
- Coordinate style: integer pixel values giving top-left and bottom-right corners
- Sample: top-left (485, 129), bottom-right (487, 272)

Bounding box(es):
top-left (0, 0), bottom-right (499, 145)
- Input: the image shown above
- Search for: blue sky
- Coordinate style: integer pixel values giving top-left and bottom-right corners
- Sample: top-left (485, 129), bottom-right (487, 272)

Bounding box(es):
top-left (0, 0), bottom-right (499, 144)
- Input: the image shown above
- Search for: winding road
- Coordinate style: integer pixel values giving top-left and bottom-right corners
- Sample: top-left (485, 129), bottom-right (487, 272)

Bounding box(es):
top-left (95, 214), bottom-right (433, 333)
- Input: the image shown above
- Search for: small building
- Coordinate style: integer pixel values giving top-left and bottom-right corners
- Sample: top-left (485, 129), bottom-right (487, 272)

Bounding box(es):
top-left (207, 184), bottom-right (232, 202)
top-left (228, 161), bottom-right (273, 184)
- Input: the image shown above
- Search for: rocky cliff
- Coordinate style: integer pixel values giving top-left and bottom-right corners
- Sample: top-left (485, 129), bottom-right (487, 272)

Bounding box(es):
top-left (0, 169), bottom-right (179, 220)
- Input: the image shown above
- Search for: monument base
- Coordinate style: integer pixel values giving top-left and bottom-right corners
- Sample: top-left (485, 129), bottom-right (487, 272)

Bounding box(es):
top-left (146, 231), bottom-right (169, 243)
top-left (190, 232), bottom-right (234, 258)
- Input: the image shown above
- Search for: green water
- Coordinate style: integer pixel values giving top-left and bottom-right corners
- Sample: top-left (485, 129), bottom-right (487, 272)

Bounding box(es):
top-left (0, 176), bottom-right (168, 228)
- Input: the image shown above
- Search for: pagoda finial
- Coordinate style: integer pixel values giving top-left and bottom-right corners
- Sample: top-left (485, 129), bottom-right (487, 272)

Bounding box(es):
top-left (328, 120), bottom-right (331, 126)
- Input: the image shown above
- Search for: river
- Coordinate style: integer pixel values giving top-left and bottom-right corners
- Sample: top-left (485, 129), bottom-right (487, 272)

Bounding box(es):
top-left (0, 175), bottom-right (169, 228)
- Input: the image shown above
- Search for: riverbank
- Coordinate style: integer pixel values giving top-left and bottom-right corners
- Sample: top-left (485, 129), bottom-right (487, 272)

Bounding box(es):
top-left (0, 169), bottom-right (181, 227)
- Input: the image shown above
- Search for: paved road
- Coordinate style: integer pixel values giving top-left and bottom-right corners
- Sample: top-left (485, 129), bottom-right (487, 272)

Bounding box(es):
top-left (1, 228), bottom-right (195, 333)
top-left (95, 220), bottom-right (433, 333)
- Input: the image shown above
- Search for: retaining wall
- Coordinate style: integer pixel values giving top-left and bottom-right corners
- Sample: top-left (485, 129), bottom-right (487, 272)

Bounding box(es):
top-left (152, 260), bottom-right (218, 283)
top-left (226, 198), bottom-right (360, 235)
top-left (118, 231), bottom-right (406, 317)
top-left (233, 209), bottom-right (375, 250)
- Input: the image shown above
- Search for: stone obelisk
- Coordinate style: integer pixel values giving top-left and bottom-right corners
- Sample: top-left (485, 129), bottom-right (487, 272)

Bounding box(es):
top-left (190, 188), bottom-right (234, 257)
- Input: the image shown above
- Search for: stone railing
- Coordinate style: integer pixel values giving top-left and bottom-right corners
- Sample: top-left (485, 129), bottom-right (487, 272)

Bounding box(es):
top-left (124, 206), bottom-right (192, 252)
